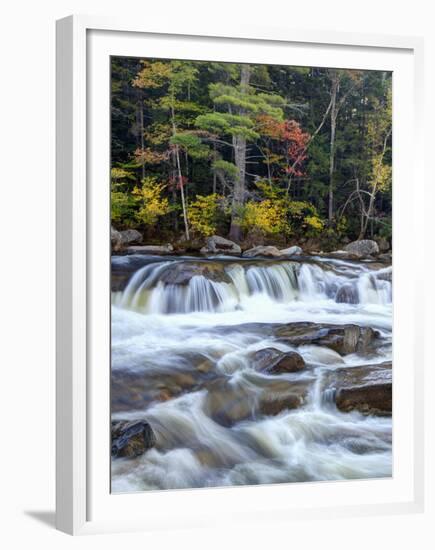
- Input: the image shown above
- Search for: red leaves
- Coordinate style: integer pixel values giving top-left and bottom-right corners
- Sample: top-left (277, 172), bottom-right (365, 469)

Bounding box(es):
top-left (256, 115), bottom-right (310, 177)
top-left (168, 175), bottom-right (188, 190)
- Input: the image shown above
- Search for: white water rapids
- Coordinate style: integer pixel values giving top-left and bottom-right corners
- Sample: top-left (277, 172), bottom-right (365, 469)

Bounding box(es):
top-left (111, 255), bottom-right (392, 492)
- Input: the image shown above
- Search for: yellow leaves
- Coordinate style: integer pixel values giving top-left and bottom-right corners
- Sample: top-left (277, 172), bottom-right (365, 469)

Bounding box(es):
top-left (370, 155), bottom-right (392, 192)
top-left (304, 215), bottom-right (324, 232)
top-left (240, 198), bottom-right (324, 237)
top-left (132, 61), bottom-right (172, 89)
top-left (132, 177), bottom-right (170, 226)
top-left (241, 199), bottom-right (288, 236)
top-left (134, 148), bottom-right (167, 165)
top-left (111, 167), bottom-right (133, 181)
top-left (189, 194), bottom-right (223, 237)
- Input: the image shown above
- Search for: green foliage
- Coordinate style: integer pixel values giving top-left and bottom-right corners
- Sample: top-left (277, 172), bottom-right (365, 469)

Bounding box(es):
top-left (195, 112), bottom-right (259, 140)
top-left (212, 160), bottom-right (238, 179)
top-left (111, 190), bottom-right (137, 226)
top-left (170, 133), bottom-right (210, 159)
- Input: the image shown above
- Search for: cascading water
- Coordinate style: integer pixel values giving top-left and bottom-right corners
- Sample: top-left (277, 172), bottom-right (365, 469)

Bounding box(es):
top-left (113, 257), bottom-right (392, 315)
top-left (111, 255), bottom-right (392, 492)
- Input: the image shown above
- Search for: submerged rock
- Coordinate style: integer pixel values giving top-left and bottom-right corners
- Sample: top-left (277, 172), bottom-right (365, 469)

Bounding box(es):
top-left (203, 379), bottom-right (255, 426)
top-left (203, 376), bottom-right (308, 426)
top-left (159, 261), bottom-right (231, 285)
top-left (243, 245), bottom-right (282, 258)
top-left (377, 252), bottom-right (392, 264)
top-left (335, 284), bottom-right (359, 304)
top-left (253, 347), bottom-right (306, 374)
top-left (345, 239), bottom-right (379, 258)
top-left (325, 362), bottom-right (392, 416)
top-left (111, 420), bottom-right (156, 458)
top-left (275, 322), bottom-right (379, 355)
top-left (200, 235), bottom-right (241, 255)
top-left (328, 250), bottom-right (360, 260)
top-left (126, 244), bottom-right (174, 255)
top-left (376, 267), bottom-right (392, 282)
top-left (259, 392), bottom-right (305, 416)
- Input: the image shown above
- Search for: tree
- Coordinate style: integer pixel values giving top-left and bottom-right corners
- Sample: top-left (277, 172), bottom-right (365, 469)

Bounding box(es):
top-left (326, 69), bottom-right (363, 222)
top-left (133, 60), bottom-right (204, 240)
top-left (358, 89), bottom-right (392, 238)
top-left (195, 64), bottom-right (287, 241)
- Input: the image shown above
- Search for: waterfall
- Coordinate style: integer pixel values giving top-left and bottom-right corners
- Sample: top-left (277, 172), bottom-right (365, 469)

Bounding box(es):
top-left (111, 254), bottom-right (393, 492)
top-left (114, 258), bottom-right (392, 315)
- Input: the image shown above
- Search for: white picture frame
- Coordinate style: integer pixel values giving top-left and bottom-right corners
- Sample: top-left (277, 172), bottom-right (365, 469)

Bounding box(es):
top-left (56, 15), bottom-right (425, 535)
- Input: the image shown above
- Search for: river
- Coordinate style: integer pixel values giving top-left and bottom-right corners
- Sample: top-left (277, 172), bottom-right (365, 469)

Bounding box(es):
top-left (110, 254), bottom-right (392, 492)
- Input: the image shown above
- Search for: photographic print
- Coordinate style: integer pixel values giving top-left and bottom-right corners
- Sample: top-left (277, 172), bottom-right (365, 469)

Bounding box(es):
top-left (110, 57), bottom-right (392, 493)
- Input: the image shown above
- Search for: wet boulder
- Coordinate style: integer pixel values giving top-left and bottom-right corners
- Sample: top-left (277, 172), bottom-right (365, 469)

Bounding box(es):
top-left (275, 322), bottom-right (379, 355)
top-left (126, 244), bottom-right (174, 255)
top-left (159, 261), bottom-right (231, 285)
top-left (200, 235), bottom-right (241, 256)
top-left (345, 239), bottom-right (379, 258)
top-left (324, 362), bottom-right (392, 416)
top-left (253, 347), bottom-right (306, 374)
top-left (111, 420), bottom-right (156, 458)
top-left (243, 245), bottom-right (282, 258)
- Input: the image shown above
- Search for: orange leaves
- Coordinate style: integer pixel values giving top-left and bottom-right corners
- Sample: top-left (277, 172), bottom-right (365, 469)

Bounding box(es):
top-left (256, 115), bottom-right (310, 177)
top-left (134, 148), bottom-right (168, 165)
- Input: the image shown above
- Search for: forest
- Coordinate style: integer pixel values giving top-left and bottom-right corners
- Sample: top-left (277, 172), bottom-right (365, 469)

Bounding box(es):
top-left (111, 57), bottom-right (392, 251)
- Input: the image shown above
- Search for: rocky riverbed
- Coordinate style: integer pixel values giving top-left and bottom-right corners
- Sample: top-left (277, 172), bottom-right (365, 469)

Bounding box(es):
top-left (111, 251), bottom-right (392, 492)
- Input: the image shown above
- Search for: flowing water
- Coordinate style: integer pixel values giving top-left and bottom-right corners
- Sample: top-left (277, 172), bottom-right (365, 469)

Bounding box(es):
top-left (111, 255), bottom-right (392, 492)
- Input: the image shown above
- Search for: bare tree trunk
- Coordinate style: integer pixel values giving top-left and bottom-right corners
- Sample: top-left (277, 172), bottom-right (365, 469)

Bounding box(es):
top-left (212, 143), bottom-right (217, 194)
top-left (171, 104), bottom-right (190, 240)
top-left (359, 187), bottom-right (376, 239)
top-left (328, 71), bottom-right (339, 222)
top-left (229, 64), bottom-right (250, 242)
top-left (175, 145), bottom-right (190, 240)
top-left (140, 100), bottom-right (145, 180)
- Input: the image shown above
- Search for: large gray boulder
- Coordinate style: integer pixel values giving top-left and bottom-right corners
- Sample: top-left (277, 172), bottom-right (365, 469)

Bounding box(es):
top-left (280, 245), bottom-right (303, 257)
top-left (111, 226), bottom-right (123, 253)
top-left (126, 244), bottom-right (173, 255)
top-left (345, 239), bottom-right (379, 258)
top-left (200, 235), bottom-right (241, 255)
top-left (120, 229), bottom-right (143, 246)
top-left (376, 237), bottom-right (390, 252)
top-left (243, 245), bottom-right (282, 258)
